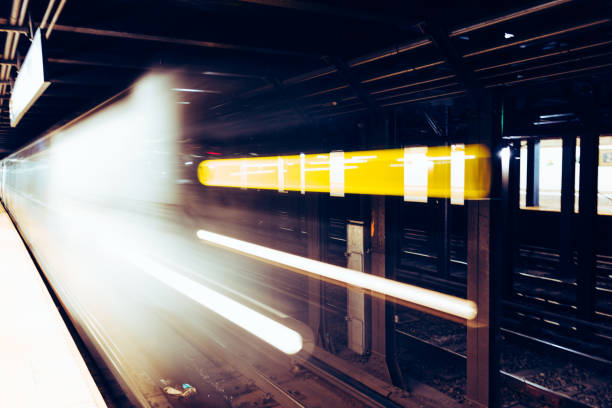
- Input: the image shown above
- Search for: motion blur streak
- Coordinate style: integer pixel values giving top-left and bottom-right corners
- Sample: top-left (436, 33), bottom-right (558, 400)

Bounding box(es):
top-left (196, 229), bottom-right (478, 320)
top-left (197, 144), bottom-right (491, 200)
top-left (133, 255), bottom-right (304, 355)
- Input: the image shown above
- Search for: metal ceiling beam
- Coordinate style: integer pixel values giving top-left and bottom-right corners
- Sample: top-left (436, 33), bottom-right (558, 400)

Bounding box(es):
top-left (0, 24), bottom-right (28, 34)
top-left (463, 18), bottom-right (610, 58)
top-left (449, 0), bottom-right (573, 36)
top-left (46, 57), bottom-right (266, 80)
top-left (379, 90), bottom-right (465, 108)
top-left (0, 58), bottom-right (17, 66)
top-left (267, 77), bottom-right (312, 125)
top-left (419, 22), bottom-right (484, 100)
top-left (486, 61), bottom-right (612, 87)
top-left (474, 39), bottom-right (612, 74)
top-left (236, 0), bottom-right (412, 26)
top-left (424, 111), bottom-right (444, 137)
top-left (323, 56), bottom-right (378, 114)
top-left (0, 18), bottom-right (319, 58)
top-left (48, 24), bottom-right (320, 58)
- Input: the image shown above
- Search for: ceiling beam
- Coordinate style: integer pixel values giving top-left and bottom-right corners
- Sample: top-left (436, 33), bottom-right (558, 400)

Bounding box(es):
top-left (419, 21), bottom-right (484, 99)
top-left (0, 24), bottom-right (28, 34)
top-left (0, 58), bottom-right (17, 66)
top-left (46, 56), bottom-right (266, 80)
top-left (49, 24), bottom-right (320, 58)
top-left (267, 77), bottom-right (313, 125)
top-left (236, 0), bottom-right (413, 26)
top-left (324, 56), bottom-right (378, 114)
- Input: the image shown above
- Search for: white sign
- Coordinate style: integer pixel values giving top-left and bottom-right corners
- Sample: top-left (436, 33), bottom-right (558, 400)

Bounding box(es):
top-left (10, 28), bottom-right (50, 127)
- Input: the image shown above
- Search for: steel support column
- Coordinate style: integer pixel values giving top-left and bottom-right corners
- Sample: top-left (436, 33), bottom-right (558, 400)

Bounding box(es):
top-left (306, 193), bottom-right (324, 346)
top-left (382, 110), bottom-right (406, 389)
top-left (577, 112), bottom-right (599, 322)
top-left (368, 195), bottom-right (392, 381)
top-left (560, 134), bottom-right (577, 276)
top-left (385, 194), bottom-right (405, 389)
top-left (526, 139), bottom-right (540, 207)
top-left (370, 195), bottom-right (386, 357)
top-left (425, 109), bottom-right (452, 280)
top-left (502, 142), bottom-right (521, 300)
top-left (466, 94), bottom-right (501, 408)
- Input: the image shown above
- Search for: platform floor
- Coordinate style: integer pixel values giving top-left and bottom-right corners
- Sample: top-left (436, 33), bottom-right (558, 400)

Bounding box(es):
top-left (0, 204), bottom-right (107, 408)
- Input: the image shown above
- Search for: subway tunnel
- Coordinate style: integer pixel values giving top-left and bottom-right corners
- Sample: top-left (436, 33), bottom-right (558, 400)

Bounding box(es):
top-left (0, 1), bottom-right (611, 407)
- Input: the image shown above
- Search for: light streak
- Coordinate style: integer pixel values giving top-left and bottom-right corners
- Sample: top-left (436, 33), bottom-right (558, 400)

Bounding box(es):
top-left (134, 255), bottom-right (303, 355)
top-left (196, 230), bottom-right (478, 320)
top-left (198, 145), bottom-right (490, 201)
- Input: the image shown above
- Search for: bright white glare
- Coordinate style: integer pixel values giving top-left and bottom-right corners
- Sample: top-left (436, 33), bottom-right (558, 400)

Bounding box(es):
top-left (196, 230), bottom-right (477, 320)
top-left (171, 88), bottom-right (205, 93)
top-left (404, 147), bottom-right (428, 203)
top-left (177, 102), bottom-right (190, 105)
top-left (185, 161), bottom-right (193, 166)
top-left (48, 74), bottom-right (180, 209)
top-left (499, 147), bottom-right (511, 161)
top-left (299, 153), bottom-right (305, 195)
top-left (450, 144), bottom-right (465, 205)
top-left (134, 255), bottom-right (303, 355)
top-left (329, 151), bottom-right (344, 197)
top-left (539, 113), bottom-right (572, 119)
top-left (504, 32), bottom-right (515, 39)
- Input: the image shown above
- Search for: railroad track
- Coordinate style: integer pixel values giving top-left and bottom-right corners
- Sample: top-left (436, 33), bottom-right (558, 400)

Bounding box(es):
top-left (147, 283), bottom-right (408, 408)
top-left (396, 325), bottom-right (598, 408)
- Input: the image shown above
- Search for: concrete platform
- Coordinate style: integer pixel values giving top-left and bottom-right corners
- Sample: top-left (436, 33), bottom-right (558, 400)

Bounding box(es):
top-left (0, 204), bottom-right (107, 408)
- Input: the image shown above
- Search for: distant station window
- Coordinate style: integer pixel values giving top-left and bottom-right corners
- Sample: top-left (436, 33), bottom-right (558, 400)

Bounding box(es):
top-left (519, 136), bottom-right (612, 215)
top-left (539, 138), bottom-right (563, 211)
top-left (599, 135), bottom-right (612, 215)
top-left (520, 140), bottom-right (527, 208)
top-left (520, 138), bottom-right (563, 211)
top-left (575, 137), bottom-right (580, 213)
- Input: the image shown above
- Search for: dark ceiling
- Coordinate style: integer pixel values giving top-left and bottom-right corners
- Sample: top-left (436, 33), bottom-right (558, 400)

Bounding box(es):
top-left (0, 0), bottom-right (611, 156)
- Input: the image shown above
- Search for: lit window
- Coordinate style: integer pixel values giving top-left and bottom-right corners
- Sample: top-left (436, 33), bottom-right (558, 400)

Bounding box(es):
top-left (538, 139), bottom-right (562, 211)
top-left (519, 138), bottom-right (563, 211)
top-left (520, 140), bottom-right (527, 208)
top-left (575, 137), bottom-right (580, 213)
top-left (599, 135), bottom-right (612, 215)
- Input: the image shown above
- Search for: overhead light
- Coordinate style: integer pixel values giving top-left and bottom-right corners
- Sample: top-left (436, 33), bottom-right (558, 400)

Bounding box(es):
top-left (172, 88), bottom-right (205, 93)
top-left (539, 113), bottom-right (572, 119)
top-left (533, 120), bottom-right (567, 125)
top-left (499, 147), bottom-right (511, 161)
top-left (504, 32), bottom-right (515, 39)
top-left (171, 87), bottom-right (220, 94)
top-left (177, 101), bottom-right (190, 105)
